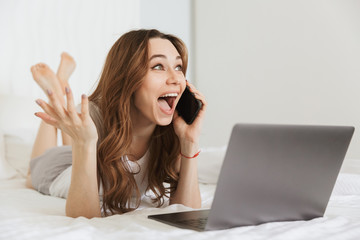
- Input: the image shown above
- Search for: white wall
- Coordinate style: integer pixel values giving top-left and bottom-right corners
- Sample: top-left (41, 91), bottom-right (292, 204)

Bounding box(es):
top-left (0, 0), bottom-right (140, 100)
top-left (139, 0), bottom-right (193, 81)
top-left (0, 0), bottom-right (193, 101)
top-left (194, 0), bottom-right (360, 158)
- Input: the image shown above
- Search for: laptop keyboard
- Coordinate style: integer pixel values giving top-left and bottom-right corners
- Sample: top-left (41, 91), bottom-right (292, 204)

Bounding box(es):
top-left (177, 217), bottom-right (208, 229)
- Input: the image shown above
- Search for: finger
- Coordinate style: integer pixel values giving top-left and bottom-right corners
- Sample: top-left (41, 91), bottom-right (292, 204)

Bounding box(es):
top-left (36, 99), bottom-right (59, 120)
top-left (80, 94), bottom-right (90, 120)
top-left (186, 81), bottom-right (197, 91)
top-left (173, 111), bottom-right (186, 126)
top-left (192, 93), bottom-right (207, 119)
top-left (189, 88), bottom-right (207, 110)
top-left (197, 96), bottom-right (207, 112)
top-left (186, 82), bottom-right (205, 99)
top-left (65, 87), bottom-right (78, 119)
top-left (192, 97), bottom-right (207, 124)
top-left (195, 93), bottom-right (207, 105)
top-left (34, 112), bottom-right (58, 126)
top-left (173, 111), bottom-right (180, 121)
top-left (193, 92), bottom-right (206, 102)
top-left (186, 85), bottom-right (203, 97)
top-left (47, 89), bottom-right (66, 118)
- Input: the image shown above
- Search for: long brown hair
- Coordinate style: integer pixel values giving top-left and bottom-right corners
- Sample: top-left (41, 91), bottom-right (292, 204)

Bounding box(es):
top-left (88, 29), bottom-right (188, 215)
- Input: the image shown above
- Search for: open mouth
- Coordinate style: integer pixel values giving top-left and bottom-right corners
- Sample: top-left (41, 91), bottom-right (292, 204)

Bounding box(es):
top-left (158, 93), bottom-right (178, 112)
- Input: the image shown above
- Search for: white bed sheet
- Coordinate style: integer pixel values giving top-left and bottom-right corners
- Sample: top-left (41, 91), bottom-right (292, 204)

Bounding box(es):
top-left (1, 172), bottom-right (360, 240)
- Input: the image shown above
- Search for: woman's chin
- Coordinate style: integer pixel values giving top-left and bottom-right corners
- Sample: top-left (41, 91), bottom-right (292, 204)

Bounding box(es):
top-left (156, 117), bottom-right (173, 126)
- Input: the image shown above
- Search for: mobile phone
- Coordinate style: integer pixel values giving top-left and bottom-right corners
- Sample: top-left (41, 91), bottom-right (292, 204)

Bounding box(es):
top-left (176, 86), bottom-right (202, 124)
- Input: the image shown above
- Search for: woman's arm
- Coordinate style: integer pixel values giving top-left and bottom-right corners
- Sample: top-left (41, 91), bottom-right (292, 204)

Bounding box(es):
top-left (66, 141), bottom-right (100, 218)
top-left (171, 82), bottom-right (207, 208)
top-left (170, 143), bottom-right (201, 208)
top-left (35, 88), bottom-right (100, 218)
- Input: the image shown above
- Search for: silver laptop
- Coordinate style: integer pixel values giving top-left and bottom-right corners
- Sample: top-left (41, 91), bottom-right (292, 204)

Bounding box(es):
top-left (148, 123), bottom-right (354, 231)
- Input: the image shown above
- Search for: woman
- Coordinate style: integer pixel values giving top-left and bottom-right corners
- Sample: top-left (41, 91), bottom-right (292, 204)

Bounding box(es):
top-left (26, 29), bottom-right (207, 218)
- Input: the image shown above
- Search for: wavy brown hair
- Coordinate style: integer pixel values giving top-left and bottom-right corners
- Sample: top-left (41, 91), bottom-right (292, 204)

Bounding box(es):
top-left (88, 29), bottom-right (188, 215)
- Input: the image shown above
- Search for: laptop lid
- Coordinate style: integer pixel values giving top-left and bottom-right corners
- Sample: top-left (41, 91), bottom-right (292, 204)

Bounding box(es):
top-left (205, 123), bottom-right (354, 230)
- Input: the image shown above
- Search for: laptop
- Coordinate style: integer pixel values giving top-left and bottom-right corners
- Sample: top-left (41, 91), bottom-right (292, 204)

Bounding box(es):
top-left (148, 123), bottom-right (354, 231)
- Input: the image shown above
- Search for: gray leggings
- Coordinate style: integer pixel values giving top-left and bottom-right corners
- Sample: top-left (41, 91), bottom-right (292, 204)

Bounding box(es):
top-left (30, 146), bottom-right (72, 195)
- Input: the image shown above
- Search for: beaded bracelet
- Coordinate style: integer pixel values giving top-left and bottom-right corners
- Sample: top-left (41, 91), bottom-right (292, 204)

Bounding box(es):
top-left (180, 150), bottom-right (201, 159)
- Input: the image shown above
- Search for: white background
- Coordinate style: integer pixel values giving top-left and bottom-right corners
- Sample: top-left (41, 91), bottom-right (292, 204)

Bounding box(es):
top-left (0, 0), bottom-right (140, 101)
top-left (1, 0), bottom-right (359, 158)
top-left (194, 0), bottom-right (360, 158)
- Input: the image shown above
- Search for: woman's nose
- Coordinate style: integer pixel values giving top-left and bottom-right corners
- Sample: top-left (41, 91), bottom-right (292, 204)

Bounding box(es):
top-left (166, 69), bottom-right (181, 85)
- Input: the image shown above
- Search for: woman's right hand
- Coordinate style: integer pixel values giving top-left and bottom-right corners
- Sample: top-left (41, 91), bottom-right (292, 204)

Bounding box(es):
top-left (35, 87), bottom-right (98, 144)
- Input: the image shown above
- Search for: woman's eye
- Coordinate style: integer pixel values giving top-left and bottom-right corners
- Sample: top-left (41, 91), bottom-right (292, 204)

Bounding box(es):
top-left (152, 64), bottom-right (164, 70)
top-left (175, 65), bottom-right (183, 71)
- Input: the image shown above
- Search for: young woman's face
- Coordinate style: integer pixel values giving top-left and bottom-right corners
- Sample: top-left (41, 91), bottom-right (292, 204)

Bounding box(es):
top-left (132, 38), bottom-right (186, 126)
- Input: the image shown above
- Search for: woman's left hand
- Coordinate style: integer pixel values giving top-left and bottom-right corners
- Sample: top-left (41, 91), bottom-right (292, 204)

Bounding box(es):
top-left (173, 81), bottom-right (207, 156)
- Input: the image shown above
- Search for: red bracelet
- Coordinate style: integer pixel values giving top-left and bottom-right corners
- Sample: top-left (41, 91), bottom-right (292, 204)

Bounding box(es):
top-left (180, 150), bottom-right (201, 159)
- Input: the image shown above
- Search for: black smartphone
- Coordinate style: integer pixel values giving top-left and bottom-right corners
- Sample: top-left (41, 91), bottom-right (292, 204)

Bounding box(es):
top-left (176, 86), bottom-right (202, 124)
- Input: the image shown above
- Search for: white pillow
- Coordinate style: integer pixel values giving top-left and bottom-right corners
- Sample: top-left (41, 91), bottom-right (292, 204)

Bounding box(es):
top-left (3, 128), bottom-right (36, 178)
top-left (0, 129), bottom-right (17, 179)
top-left (197, 146), bottom-right (227, 184)
top-left (0, 94), bottom-right (40, 179)
top-left (0, 156), bottom-right (17, 179)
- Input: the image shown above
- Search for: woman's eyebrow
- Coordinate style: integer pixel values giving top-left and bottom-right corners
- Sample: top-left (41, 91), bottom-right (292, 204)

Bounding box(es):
top-left (149, 54), bottom-right (182, 61)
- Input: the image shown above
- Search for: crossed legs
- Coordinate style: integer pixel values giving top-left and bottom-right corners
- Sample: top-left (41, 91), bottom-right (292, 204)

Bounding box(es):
top-left (26, 53), bottom-right (76, 189)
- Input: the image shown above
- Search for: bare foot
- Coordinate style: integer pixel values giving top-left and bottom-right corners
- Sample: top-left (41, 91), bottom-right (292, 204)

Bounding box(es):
top-left (31, 63), bottom-right (64, 105)
top-left (56, 52), bottom-right (76, 95)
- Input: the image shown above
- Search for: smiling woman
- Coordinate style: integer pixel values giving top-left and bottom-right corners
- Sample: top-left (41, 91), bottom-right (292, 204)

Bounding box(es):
top-left (133, 38), bottom-right (186, 126)
top-left (26, 29), bottom-right (207, 218)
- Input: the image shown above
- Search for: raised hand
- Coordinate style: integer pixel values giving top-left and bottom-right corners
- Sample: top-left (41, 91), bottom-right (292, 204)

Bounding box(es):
top-left (31, 61), bottom-right (97, 144)
top-left (35, 87), bottom-right (98, 144)
top-left (173, 81), bottom-right (207, 156)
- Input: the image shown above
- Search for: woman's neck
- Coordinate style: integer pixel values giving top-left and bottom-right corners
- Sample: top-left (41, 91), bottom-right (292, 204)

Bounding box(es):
top-left (128, 118), bottom-right (156, 161)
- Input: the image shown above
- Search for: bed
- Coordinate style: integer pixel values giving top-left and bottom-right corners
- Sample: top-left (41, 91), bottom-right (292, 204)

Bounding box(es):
top-left (1, 94), bottom-right (360, 239)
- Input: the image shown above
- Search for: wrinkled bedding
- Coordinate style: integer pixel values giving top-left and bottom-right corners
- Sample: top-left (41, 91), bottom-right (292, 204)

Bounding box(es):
top-left (1, 171), bottom-right (360, 240)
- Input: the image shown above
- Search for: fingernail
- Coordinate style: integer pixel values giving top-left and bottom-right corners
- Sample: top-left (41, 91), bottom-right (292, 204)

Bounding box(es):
top-left (35, 99), bottom-right (41, 105)
top-left (47, 89), bottom-right (52, 95)
top-left (82, 94), bottom-right (86, 99)
top-left (34, 112), bottom-right (38, 116)
top-left (65, 87), bottom-right (70, 94)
